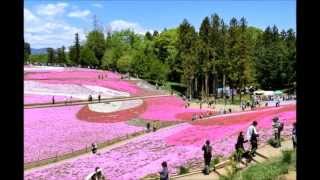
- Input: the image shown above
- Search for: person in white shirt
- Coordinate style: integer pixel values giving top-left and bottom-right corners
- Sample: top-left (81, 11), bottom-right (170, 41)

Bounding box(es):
top-left (246, 121), bottom-right (259, 156)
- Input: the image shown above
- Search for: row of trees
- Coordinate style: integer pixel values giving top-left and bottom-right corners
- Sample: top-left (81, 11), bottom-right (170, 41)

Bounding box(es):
top-left (25, 13), bottom-right (296, 102)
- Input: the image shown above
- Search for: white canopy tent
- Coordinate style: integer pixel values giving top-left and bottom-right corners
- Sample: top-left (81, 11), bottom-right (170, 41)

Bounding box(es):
top-left (254, 90), bottom-right (275, 96)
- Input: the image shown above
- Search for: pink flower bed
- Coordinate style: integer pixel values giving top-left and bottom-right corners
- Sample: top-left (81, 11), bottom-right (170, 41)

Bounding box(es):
top-left (25, 69), bottom-right (121, 80)
top-left (139, 96), bottom-right (208, 121)
top-left (24, 94), bottom-right (67, 104)
top-left (166, 109), bottom-right (296, 147)
top-left (24, 105), bottom-right (143, 163)
top-left (24, 106), bottom-right (296, 180)
top-left (24, 69), bottom-right (141, 94)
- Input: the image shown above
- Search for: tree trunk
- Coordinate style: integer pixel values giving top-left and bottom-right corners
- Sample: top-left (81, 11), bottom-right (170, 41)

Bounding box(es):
top-left (212, 73), bottom-right (216, 98)
top-left (223, 74), bottom-right (226, 105)
top-left (239, 87), bottom-right (242, 106)
top-left (201, 76), bottom-right (204, 99)
top-left (231, 86), bottom-right (234, 104)
top-left (195, 77), bottom-right (198, 98)
top-left (205, 73), bottom-right (209, 97)
top-left (189, 78), bottom-right (193, 100)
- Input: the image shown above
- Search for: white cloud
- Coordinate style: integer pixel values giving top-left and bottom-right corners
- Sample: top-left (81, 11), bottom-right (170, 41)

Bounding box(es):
top-left (36, 2), bottom-right (68, 16)
top-left (68, 10), bottom-right (91, 19)
top-left (92, 3), bottom-right (103, 8)
top-left (24, 7), bottom-right (85, 49)
top-left (106, 20), bottom-right (153, 35)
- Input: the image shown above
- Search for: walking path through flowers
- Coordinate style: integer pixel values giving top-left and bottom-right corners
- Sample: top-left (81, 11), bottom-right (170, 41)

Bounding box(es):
top-left (173, 139), bottom-right (295, 180)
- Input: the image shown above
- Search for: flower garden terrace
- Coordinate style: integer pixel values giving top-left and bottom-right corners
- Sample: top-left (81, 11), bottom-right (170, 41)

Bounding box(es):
top-left (23, 66), bottom-right (212, 164)
top-left (24, 66), bottom-right (296, 179)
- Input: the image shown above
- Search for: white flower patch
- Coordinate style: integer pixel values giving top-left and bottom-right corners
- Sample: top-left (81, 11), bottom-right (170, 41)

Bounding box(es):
top-left (82, 85), bottom-right (129, 98)
top-left (24, 81), bottom-right (130, 100)
top-left (24, 66), bottom-right (67, 72)
top-left (88, 100), bottom-right (143, 113)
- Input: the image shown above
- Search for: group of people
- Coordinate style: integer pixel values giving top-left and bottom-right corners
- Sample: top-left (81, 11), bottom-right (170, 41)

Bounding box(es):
top-left (98, 74), bottom-right (108, 80)
top-left (87, 118), bottom-right (297, 179)
top-left (159, 119), bottom-right (288, 177)
top-left (64, 96), bottom-right (73, 104)
top-left (241, 101), bottom-right (259, 111)
top-left (88, 94), bottom-right (102, 102)
top-left (218, 108), bottom-right (232, 115)
top-left (146, 122), bottom-right (158, 132)
top-left (191, 111), bottom-right (215, 121)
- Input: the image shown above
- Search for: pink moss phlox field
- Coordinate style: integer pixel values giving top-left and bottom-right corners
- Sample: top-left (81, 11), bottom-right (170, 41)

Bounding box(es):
top-left (139, 96), bottom-right (208, 121)
top-left (24, 124), bottom-right (194, 180)
top-left (24, 68), bottom-right (140, 94)
top-left (24, 94), bottom-right (67, 104)
top-left (25, 69), bottom-right (121, 80)
top-left (166, 108), bottom-right (296, 147)
top-left (24, 105), bottom-right (143, 163)
top-left (24, 105), bottom-right (296, 180)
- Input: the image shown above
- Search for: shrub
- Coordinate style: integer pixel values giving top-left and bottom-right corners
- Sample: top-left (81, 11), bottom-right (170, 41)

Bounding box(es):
top-left (179, 166), bottom-right (189, 175)
top-left (282, 150), bottom-right (293, 164)
top-left (267, 138), bottom-right (280, 148)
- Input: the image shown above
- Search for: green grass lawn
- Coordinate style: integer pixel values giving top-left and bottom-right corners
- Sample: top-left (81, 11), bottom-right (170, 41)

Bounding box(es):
top-left (220, 150), bottom-right (296, 180)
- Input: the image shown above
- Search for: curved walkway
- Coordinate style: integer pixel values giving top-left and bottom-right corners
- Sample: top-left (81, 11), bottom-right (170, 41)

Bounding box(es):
top-left (24, 94), bottom-right (170, 109)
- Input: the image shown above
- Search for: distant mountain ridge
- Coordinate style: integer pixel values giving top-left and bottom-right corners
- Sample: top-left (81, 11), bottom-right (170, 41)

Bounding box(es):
top-left (31, 48), bottom-right (48, 55)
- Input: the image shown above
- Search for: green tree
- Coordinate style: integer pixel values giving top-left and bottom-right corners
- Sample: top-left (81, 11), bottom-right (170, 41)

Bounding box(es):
top-left (47, 48), bottom-right (55, 64)
top-left (80, 46), bottom-right (98, 67)
top-left (24, 42), bottom-right (31, 62)
top-left (145, 31), bottom-right (153, 41)
top-left (198, 16), bottom-right (211, 97)
top-left (177, 19), bottom-right (198, 99)
top-left (86, 30), bottom-right (106, 66)
top-left (116, 54), bottom-right (133, 73)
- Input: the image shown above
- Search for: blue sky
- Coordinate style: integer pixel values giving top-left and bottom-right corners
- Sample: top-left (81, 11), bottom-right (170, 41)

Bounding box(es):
top-left (24, 0), bottom-right (296, 49)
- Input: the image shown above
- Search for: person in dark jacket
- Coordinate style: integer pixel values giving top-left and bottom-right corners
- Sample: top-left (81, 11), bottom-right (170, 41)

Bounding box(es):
top-left (98, 94), bottom-right (101, 103)
top-left (235, 131), bottom-right (252, 163)
top-left (292, 122), bottom-right (297, 149)
top-left (52, 96), bottom-right (55, 104)
top-left (146, 122), bottom-right (151, 132)
top-left (202, 140), bottom-right (213, 174)
top-left (90, 167), bottom-right (105, 180)
top-left (91, 143), bottom-right (98, 154)
top-left (159, 161), bottom-right (169, 180)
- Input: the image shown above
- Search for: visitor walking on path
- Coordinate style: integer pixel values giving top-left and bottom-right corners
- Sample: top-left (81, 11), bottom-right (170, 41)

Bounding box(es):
top-left (146, 122), bottom-right (151, 132)
top-left (235, 131), bottom-right (252, 164)
top-left (90, 167), bottom-right (105, 180)
top-left (272, 117), bottom-right (283, 147)
top-left (64, 97), bottom-right (68, 105)
top-left (292, 122), bottom-right (297, 149)
top-left (202, 140), bottom-right (213, 174)
top-left (52, 96), bottom-right (55, 104)
top-left (159, 161), bottom-right (169, 180)
top-left (247, 121), bottom-right (259, 156)
top-left (91, 143), bottom-right (98, 154)
top-left (98, 94), bottom-right (101, 103)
